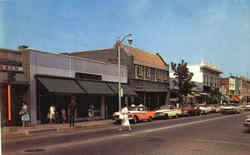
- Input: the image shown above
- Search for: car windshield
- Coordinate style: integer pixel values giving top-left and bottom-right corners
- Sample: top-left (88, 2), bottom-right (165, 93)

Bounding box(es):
top-left (159, 106), bottom-right (171, 110)
top-left (128, 106), bottom-right (137, 111)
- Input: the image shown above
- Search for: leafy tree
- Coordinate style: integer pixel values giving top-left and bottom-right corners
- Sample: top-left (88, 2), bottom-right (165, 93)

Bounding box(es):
top-left (208, 86), bottom-right (221, 104)
top-left (171, 59), bottom-right (196, 106)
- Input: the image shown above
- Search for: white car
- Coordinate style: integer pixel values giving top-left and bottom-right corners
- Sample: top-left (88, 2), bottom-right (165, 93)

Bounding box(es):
top-left (155, 105), bottom-right (182, 119)
top-left (245, 104), bottom-right (250, 111)
top-left (220, 104), bottom-right (241, 114)
top-left (199, 104), bottom-right (212, 114)
top-left (243, 115), bottom-right (250, 128)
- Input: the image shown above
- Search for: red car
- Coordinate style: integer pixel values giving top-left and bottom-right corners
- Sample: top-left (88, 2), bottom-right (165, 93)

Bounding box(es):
top-left (181, 105), bottom-right (201, 116)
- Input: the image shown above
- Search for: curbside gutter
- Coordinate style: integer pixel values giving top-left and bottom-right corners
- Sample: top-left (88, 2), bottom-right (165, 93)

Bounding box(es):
top-left (2, 120), bottom-right (115, 138)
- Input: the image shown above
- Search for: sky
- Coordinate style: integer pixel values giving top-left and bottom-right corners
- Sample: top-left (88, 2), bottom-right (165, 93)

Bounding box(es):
top-left (0, 0), bottom-right (250, 77)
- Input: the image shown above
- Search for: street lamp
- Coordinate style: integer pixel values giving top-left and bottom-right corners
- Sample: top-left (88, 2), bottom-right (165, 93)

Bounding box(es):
top-left (116, 33), bottom-right (133, 111)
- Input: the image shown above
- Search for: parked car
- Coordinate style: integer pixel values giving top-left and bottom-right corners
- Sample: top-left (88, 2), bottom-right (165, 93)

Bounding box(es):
top-left (112, 104), bottom-right (155, 124)
top-left (214, 105), bottom-right (221, 113)
top-left (209, 105), bottom-right (217, 113)
top-left (198, 104), bottom-right (212, 114)
top-left (181, 105), bottom-right (201, 116)
top-left (155, 105), bottom-right (181, 119)
top-left (243, 115), bottom-right (250, 128)
top-left (220, 104), bottom-right (241, 114)
top-left (245, 104), bottom-right (250, 111)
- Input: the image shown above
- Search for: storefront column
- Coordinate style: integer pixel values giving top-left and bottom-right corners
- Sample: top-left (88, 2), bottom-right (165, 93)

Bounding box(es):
top-left (165, 92), bottom-right (169, 105)
top-left (125, 96), bottom-right (128, 106)
top-left (29, 79), bottom-right (38, 124)
top-left (100, 96), bottom-right (105, 120)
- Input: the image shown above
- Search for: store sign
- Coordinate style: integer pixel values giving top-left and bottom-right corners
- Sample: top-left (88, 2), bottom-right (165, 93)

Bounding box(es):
top-left (136, 86), bottom-right (144, 89)
top-left (0, 65), bottom-right (23, 72)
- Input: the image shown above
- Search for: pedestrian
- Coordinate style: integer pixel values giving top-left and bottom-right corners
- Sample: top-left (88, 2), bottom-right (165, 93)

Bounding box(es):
top-left (61, 108), bottom-right (67, 123)
top-left (49, 104), bottom-right (56, 123)
top-left (19, 101), bottom-right (30, 127)
top-left (68, 96), bottom-right (77, 128)
top-left (119, 105), bottom-right (132, 131)
top-left (88, 104), bottom-right (94, 121)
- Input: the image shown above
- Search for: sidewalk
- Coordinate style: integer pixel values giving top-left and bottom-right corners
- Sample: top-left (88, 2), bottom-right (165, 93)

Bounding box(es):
top-left (1, 119), bottom-right (115, 137)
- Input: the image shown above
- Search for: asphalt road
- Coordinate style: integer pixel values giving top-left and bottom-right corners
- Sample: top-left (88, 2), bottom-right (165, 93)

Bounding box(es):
top-left (3, 112), bottom-right (250, 155)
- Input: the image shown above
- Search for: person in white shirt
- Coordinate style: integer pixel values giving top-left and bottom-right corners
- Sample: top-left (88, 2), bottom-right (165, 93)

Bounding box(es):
top-left (49, 104), bottom-right (56, 123)
top-left (119, 106), bottom-right (132, 131)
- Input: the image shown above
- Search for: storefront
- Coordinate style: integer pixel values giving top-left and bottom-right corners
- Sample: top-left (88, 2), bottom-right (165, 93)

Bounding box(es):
top-left (36, 75), bottom-right (136, 123)
top-left (0, 62), bottom-right (29, 126)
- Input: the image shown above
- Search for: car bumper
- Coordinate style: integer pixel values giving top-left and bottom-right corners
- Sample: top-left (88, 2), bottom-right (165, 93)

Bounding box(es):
top-left (243, 122), bottom-right (250, 127)
top-left (155, 113), bottom-right (166, 118)
top-left (221, 109), bottom-right (237, 114)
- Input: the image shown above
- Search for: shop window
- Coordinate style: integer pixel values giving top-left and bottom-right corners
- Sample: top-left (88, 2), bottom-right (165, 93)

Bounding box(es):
top-left (164, 71), bottom-right (169, 82)
top-left (156, 70), bottom-right (161, 81)
top-left (136, 65), bottom-right (143, 78)
top-left (146, 68), bottom-right (151, 79)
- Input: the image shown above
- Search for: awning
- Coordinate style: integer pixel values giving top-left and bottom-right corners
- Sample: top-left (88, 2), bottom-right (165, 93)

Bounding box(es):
top-left (231, 96), bottom-right (240, 102)
top-left (221, 95), bottom-right (230, 101)
top-left (77, 80), bottom-right (114, 95)
top-left (107, 83), bottom-right (137, 96)
top-left (37, 77), bottom-right (85, 94)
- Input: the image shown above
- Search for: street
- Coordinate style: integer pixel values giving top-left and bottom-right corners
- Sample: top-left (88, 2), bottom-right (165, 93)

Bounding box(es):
top-left (3, 112), bottom-right (250, 155)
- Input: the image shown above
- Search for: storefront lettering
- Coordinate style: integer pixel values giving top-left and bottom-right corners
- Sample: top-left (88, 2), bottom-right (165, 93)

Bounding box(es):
top-left (0, 65), bottom-right (23, 72)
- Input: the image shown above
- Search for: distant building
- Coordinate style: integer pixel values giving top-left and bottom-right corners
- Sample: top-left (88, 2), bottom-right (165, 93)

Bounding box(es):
top-left (187, 60), bottom-right (222, 92)
top-left (220, 76), bottom-right (243, 103)
top-left (240, 76), bottom-right (250, 103)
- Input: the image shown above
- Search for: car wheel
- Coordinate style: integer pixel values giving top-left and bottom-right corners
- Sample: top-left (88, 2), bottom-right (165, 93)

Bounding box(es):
top-left (148, 116), bottom-right (153, 122)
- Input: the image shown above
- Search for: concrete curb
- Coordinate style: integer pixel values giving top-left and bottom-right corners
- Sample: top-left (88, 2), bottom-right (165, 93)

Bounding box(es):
top-left (2, 121), bottom-right (115, 137)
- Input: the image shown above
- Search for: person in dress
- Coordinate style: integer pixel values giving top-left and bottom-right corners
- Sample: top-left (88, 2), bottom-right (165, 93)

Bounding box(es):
top-left (119, 105), bottom-right (132, 131)
top-left (61, 108), bottom-right (67, 123)
top-left (19, 101), bottom-right (30, 127)
top-left (49, 104), bottom-right (56, 123)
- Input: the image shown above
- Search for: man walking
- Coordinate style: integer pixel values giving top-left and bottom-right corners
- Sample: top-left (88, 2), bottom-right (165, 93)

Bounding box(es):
top-left (68, 96), bottom-right (77, 128)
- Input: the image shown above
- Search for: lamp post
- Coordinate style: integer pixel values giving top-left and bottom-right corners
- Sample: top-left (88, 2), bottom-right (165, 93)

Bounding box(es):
top-left (116, 33), bottom-right (133, 111)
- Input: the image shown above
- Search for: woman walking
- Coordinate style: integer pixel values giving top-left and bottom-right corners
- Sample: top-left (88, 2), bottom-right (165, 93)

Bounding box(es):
top-left (119, 105), bottom-right (132, 131)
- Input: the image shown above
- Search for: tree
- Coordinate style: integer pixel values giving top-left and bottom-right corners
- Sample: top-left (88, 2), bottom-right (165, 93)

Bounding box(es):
top-left (171, 59), bottom-right (196, 106)
top-left (208, 86), bottom-right (221, 104)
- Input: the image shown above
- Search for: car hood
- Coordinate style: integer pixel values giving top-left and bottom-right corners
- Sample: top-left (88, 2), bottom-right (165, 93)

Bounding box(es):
top-left (155, 109), bottom-right (171, 113)
top-left (221, 106), bottom-right (235, 109)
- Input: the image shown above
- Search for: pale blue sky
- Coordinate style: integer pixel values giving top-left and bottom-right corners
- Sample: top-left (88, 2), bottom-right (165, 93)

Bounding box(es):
top-left (1, 0), bottom-right (250, 77)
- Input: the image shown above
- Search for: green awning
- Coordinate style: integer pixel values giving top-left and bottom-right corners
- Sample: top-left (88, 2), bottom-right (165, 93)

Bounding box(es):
top-left (107, 83), bottom-right (137, 96)
top-left (37, 77), bottom-right (86, 94)
top-left (77, 80), bottom-right (115, 95)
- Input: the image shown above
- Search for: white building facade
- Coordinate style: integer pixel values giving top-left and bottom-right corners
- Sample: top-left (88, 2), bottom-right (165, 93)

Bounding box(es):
top-left (188, 61), bottom-right (222, 92)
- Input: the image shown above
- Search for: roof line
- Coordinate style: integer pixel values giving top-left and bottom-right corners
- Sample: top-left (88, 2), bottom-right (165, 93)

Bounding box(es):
top-left (69, 47), bottom-right (114, 54)
top-left (121, 44), bottom-right (157, 55)
top-left (156, 53), bottom-right (169, 66)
